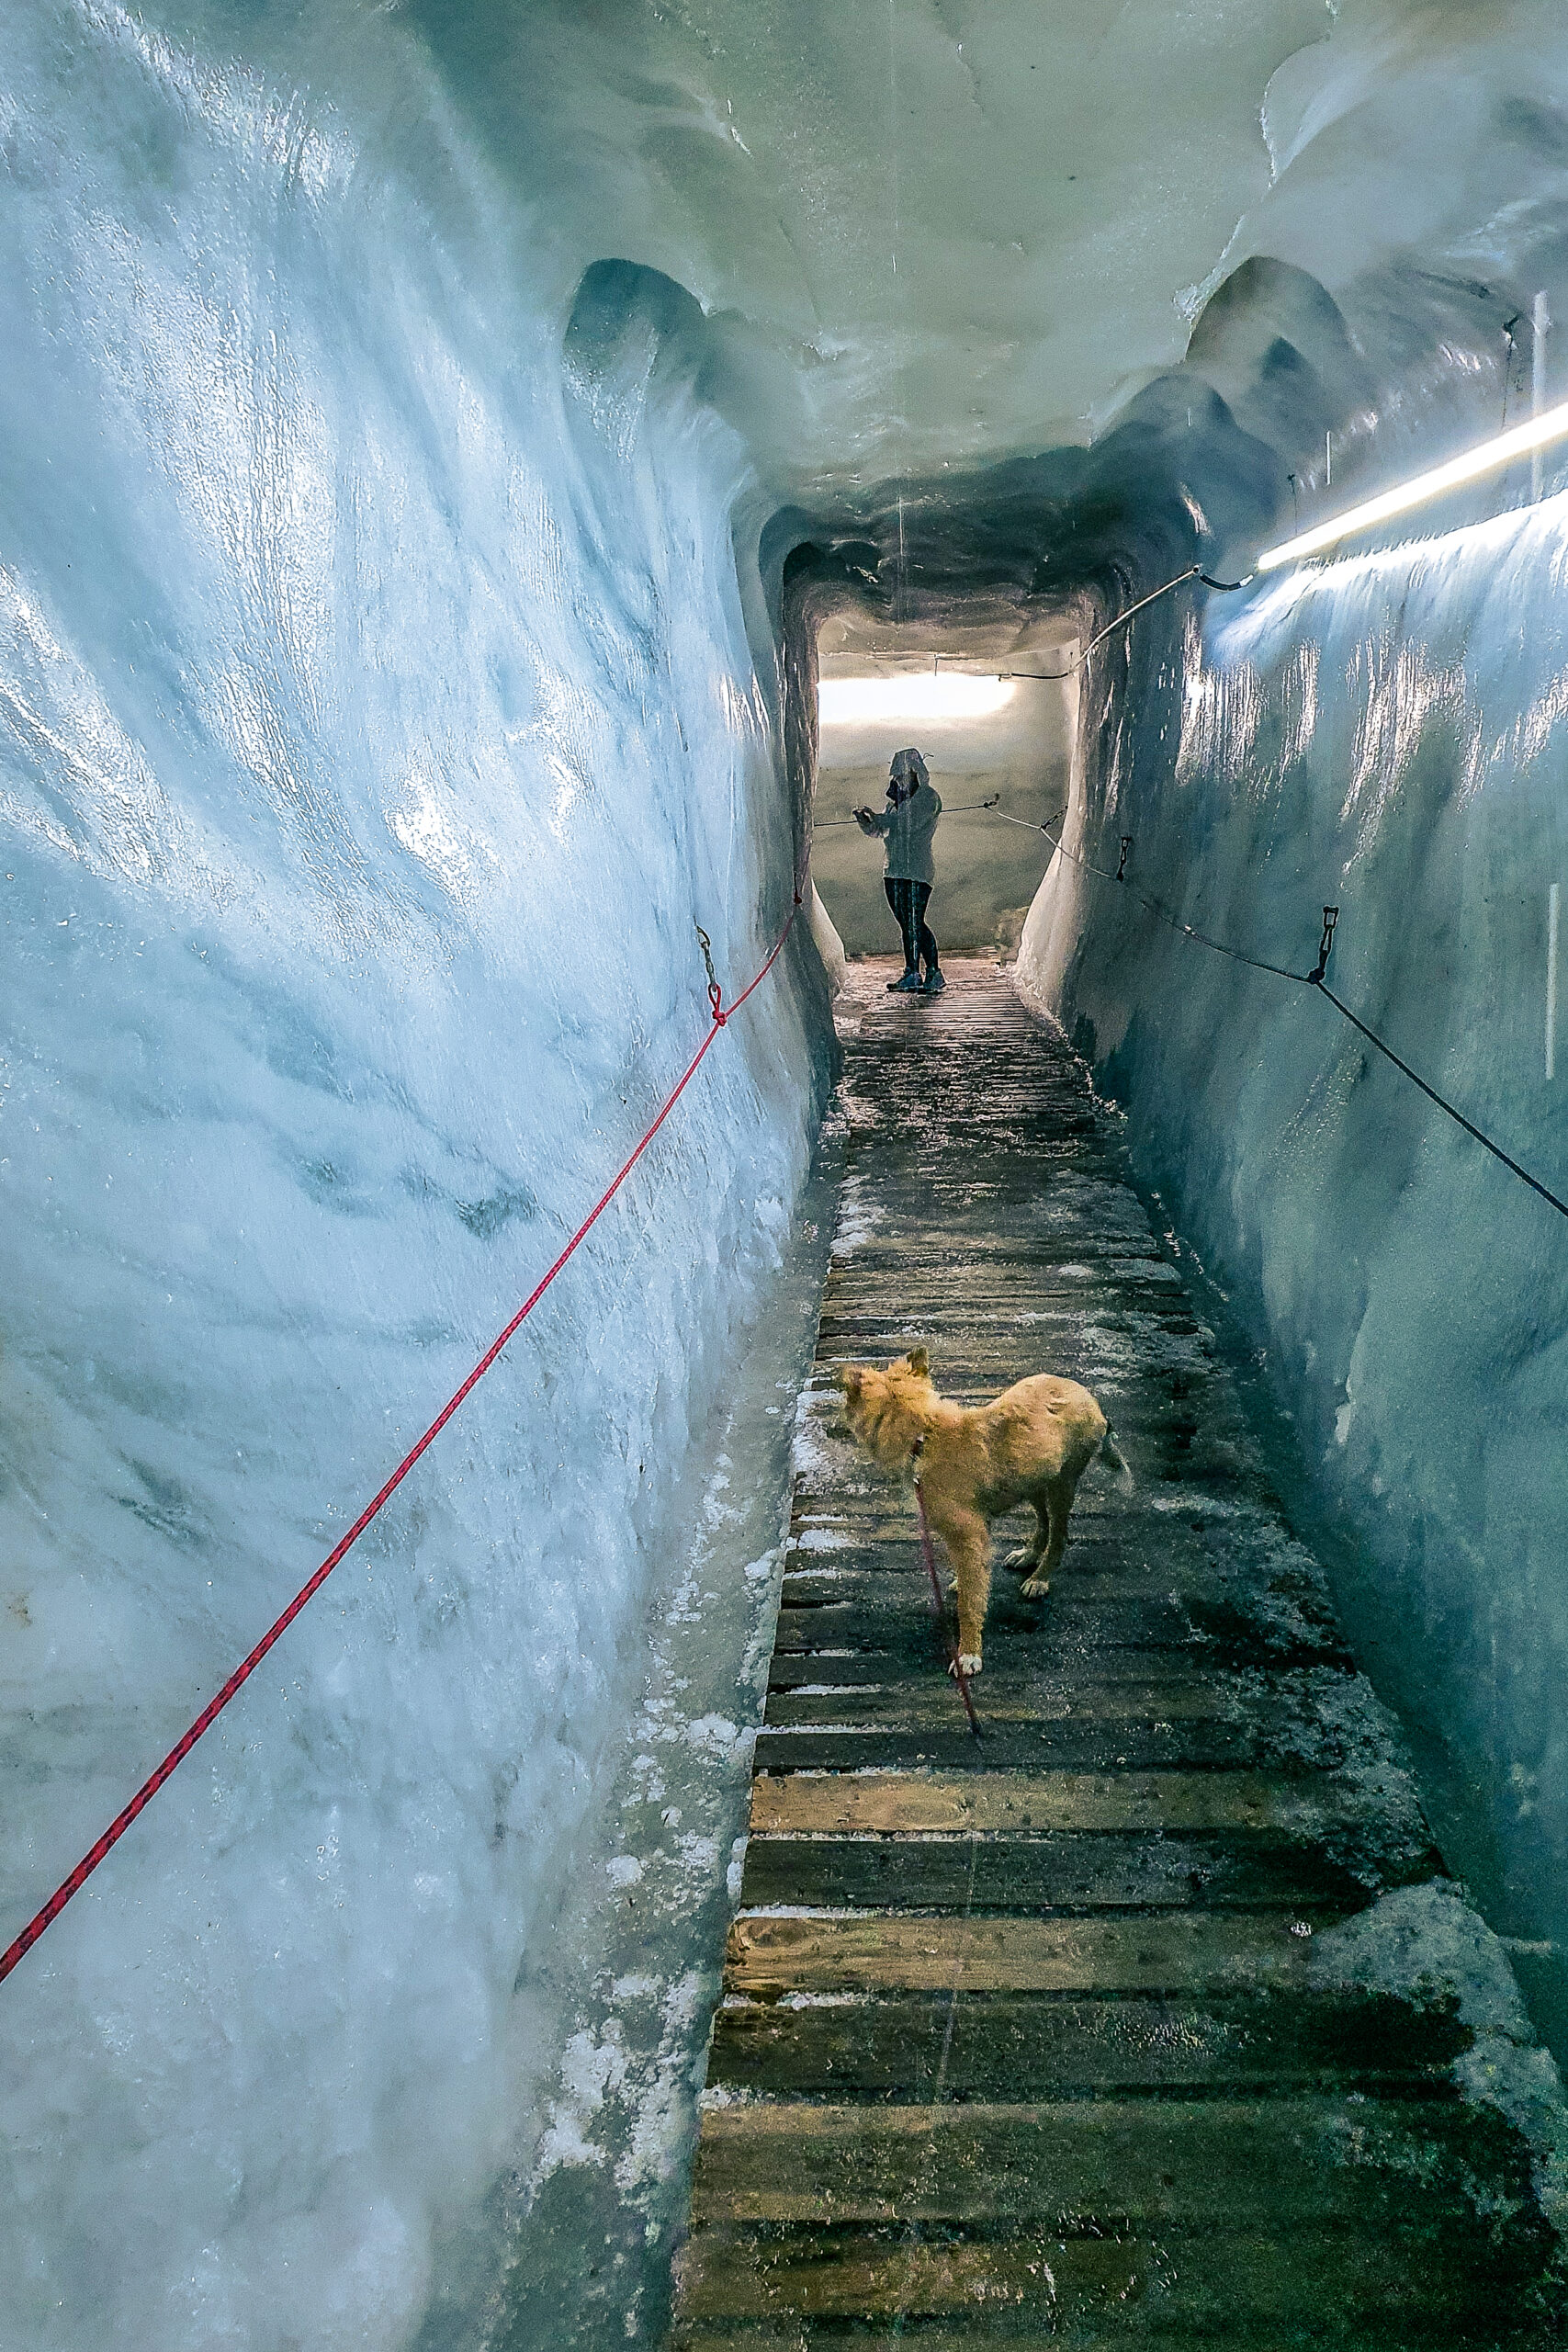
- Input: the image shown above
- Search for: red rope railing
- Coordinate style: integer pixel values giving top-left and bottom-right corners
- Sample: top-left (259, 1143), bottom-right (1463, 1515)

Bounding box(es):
top-left (0, 897), bottom-right (803, 1987)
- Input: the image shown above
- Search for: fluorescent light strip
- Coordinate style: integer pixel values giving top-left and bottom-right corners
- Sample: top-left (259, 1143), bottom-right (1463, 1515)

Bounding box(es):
top-left (1257, 396), bottom-right (1568, 571)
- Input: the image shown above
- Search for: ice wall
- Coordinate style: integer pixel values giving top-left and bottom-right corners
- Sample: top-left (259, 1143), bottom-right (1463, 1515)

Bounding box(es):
top-left (0, 6), bottom-right (827, 2346)
top-left (1023, 493), bottom-right (1568, 2043)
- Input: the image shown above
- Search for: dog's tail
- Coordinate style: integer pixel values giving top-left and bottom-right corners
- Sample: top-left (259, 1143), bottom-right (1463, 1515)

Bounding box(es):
top-left (1100, 1423), bottom-right (1134, 1493)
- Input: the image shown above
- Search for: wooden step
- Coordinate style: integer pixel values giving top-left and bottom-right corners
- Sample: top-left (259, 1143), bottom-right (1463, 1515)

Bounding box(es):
top-left (770, 1583), bottom-right (1352, 1671)
top-left (751, 1715), bottom-right (1364, 1775)
top-left (686, 2095), bottom-right (1537, 2227)
top-left (736, 1832), bottom-right (1391, 1915)
top-left (705, 1986), bottom-right (1472, 2099)
top-left (673, 2218), bottom-right (1557, 2341)
top-left (747, 1769), bottom-right (1408, 1838)
top-left (724, 1909), bottom-right (1331, 1998)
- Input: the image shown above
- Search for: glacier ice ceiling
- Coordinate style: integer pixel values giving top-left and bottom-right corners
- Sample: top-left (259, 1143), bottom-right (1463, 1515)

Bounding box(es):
top-left (8, 0), bottom-right (1568, 2344)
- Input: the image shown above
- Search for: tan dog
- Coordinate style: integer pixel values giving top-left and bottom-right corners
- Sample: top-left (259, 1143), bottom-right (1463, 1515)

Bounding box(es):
top-left (837, 1347), bottom-right (1132, 1675)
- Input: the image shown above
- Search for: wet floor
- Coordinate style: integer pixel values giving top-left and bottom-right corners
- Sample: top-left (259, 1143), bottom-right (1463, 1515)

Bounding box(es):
top-left (671, 957), bottom-right (1568, 2347)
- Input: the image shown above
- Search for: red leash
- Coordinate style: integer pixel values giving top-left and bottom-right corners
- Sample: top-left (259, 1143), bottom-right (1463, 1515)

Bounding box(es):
top-left (911, 1442), bottom-right (983, 1740)
top-left (0, 899), bottom-right (801, 1989)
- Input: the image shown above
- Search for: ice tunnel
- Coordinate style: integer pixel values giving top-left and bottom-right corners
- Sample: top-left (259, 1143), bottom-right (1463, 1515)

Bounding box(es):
top-left (9, 0), bottom-right (1568, 2344)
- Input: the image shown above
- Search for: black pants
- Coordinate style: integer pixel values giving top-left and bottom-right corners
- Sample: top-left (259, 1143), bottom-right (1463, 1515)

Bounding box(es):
top-left (885, 877), bottom-right (939, 971)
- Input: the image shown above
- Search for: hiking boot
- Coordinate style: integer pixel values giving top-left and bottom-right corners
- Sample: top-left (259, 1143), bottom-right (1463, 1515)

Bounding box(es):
top-left (922, 967), bottom-right (946, 993)
top-left (886, 967), bottom-right (922, 991)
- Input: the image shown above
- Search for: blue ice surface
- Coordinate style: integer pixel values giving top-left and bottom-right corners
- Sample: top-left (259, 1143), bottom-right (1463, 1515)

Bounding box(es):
top-left (0, 6), bottom-right (828, 2344)
top-left (1021, 485), bottom-right (1568, 2042)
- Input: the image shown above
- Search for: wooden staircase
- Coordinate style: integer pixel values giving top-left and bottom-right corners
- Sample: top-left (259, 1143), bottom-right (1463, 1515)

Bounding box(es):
top-left (671, 958), bottom-right (1566, 2347)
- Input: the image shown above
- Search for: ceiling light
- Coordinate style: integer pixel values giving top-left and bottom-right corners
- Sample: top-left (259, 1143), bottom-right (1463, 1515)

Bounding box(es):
top-left (1258, 397), bottom-right (1568, 571)
top-left (818, 673), bottom-right (1015, 724)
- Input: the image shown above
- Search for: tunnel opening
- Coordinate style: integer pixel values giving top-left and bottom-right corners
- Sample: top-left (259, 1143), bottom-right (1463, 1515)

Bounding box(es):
top-left (807, 603), bottom-right (1077, 969)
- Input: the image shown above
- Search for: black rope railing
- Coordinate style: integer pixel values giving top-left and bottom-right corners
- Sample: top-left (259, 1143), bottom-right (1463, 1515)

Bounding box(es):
top-left (1314, 978), bottom-right (1568, 1220)
top-left (1023, 808), bottom-right (1568, 1225)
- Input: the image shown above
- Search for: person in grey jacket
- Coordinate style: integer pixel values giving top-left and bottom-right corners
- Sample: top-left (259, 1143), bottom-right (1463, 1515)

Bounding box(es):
top-left (855, 747), bottom-right (944, 993)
